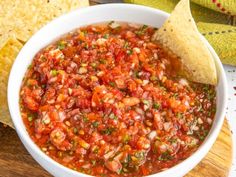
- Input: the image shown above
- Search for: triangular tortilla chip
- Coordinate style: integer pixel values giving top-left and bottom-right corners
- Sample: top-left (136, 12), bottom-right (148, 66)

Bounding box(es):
top-left (0, 35), bottom-right (23, 128)
top-left (0, 0), bottom-right (89, 42)
top-left (152, 0), bottom-right (217, 85)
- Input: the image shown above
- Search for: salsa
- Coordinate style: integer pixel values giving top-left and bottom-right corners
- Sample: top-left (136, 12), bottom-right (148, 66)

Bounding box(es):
top-left (20, 22), bottom-right (216, 176)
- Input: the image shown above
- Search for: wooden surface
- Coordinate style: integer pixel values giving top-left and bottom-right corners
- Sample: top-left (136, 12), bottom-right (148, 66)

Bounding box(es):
top-left (0, 120), bottom-right (232, 177)
top-left (0, 0), bottom-right (232, 177)
top-left (185, 120), bottom-right (233, 177)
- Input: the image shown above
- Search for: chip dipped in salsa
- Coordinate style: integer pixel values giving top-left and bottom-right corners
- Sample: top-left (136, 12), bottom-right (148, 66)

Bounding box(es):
top-left (20, 22), bottom-right (216, 176)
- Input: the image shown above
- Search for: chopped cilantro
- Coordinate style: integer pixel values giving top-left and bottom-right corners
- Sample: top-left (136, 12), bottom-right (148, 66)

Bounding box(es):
top-left (84, 43), bottom-right (89, 49)
top-left (91, 62), bottom-right (97, 69)
top-left (92, 44), bottom-right (96, 49)
top-left (93, 146), bottom-right (99, 154)
top-left (101, 127), bottom-right (115, 135)
top-left (141, 25), bottom-right (148, 30)
top-left (150, 75), bottom-right (157, 81)
top-left (73, 128), bottom-right (78, 134)
top-left (158, 151), bottom-right (173, 161)
top-left (51, 69), bottom-right (58, 76)
top-left (127, 49), bottom-right (133, 55)
top-left (177, 113), bottom-right (183, 119)
top-left (142, 99), bottom-right (149, 105)
top-left (203, 85), bottom-right (210, 92)
top-left (83, 116), bottom-right (88, 122)
top-left (172, 93), bottom-right (178, 98)
top-left (100, 58), bottom-right (106, 64)
top-left (109, 82), bottom-right (116, 87)
top-left (80, 30), bottom-right (88, 36)
top-left (135, 25), bottom-right (148, 36)
top-left (133, 70), bottom-right (139, 78)
top-left (108, 21), bottom-right (115, 26)
top-left (123, 134), bottom-right (130, 144)
top-left (28, 116), bottom-right (33, 122)
top-left (169, 138), bottom-right (177, 143)
top-left (153, 103), bottom-right (160, 109)
top-left (103, 34), bottom-right (109, 39)
top-left (91, 160), bottom-right (96, 166)
top-left (92, 121), bottom-right (99, 128)
top-left (57, 41), bottom-right (66, 50)
top-left (124, 41), bottom-right (129, 49)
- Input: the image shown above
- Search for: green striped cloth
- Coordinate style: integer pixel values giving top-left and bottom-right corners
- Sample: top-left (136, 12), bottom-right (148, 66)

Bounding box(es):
top-left (124, 0), bottom-right (236, 66)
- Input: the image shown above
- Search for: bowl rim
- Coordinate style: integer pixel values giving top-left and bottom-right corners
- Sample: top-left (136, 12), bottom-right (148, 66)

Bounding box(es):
top-left (7, 3), bottom-right (227, 177)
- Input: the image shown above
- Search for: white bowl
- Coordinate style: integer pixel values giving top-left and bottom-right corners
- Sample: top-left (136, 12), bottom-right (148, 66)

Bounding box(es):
top-left (8, 4), bottom-right (227, 177)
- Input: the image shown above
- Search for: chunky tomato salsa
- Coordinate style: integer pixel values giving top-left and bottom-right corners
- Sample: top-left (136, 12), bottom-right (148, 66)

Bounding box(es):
top-left (20, 22), bottom-right (216, 176)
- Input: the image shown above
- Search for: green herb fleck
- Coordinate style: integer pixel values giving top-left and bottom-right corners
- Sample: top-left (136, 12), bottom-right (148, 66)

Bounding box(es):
top-left (109, 82), bottom-right (116, 87)
top-left (169, 138), bottom-right (177, 143)
top-left (57, 41), bottom-right (66, 50)
top-left (133, 70), bottom-right (139, 78)
top-left (158, 151), bottom-right (173, 161)
top-left (51, 69), bottom-right (58, 76)
top-left (83, 116), bottom-right (88, 122)
top-left (103, 34), bottom-right (109, 39)
top-left (28, 116), bottom-right (33, 122)
top-left (150, 75), bottom-right (157, 81)
top-left (101, 127), bottom-right (115, 135)
top-left (93, 146), bottom-right (99, 154)
top-left (91, 160), bottom-right (96, 166)
top-left (153, 103), bottom-right (160, 109)
top-left (124, 41), bottom-right (129, 49)
top-left (127, 49), bottom-right (133, 55)
top-left (92, 121), bottom-right (99, 128)
top-left (73, 128), bottom-right (78, 134)
top-left (108, 21), bottom-right (115, 26)
top-left (172, 93), bottom-right (178, 98)
top-left (123, 134), bottom-right (130, 144)
top-left (177, 113), bottom-right (183, 119)
top-left (91, 62), bottom-right (97, 69)
top-left (81, 30), bottom-right (88, 36)
top-left (203, 85), bottom-right (210, 92)
top-left (84, 43), bottom-right (89, 49)
top-left (100, 58), bottom-right (106, 64)
top-left (135, 25), bottom-right (148, 36)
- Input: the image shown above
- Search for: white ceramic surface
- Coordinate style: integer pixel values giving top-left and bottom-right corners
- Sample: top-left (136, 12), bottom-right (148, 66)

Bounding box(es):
top-left (224, 65), bottom-right (236, 177)
top-left (7, 4), bottom-right (227, 177)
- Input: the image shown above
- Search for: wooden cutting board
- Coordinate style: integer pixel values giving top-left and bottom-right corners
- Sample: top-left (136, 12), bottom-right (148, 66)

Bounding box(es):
top-left (185, 119), bottom-right (233, 177)
top-left (0, 119), bottom-right (232, 177)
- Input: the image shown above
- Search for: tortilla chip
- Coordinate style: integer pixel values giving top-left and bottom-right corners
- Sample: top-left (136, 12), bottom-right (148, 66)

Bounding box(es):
top-left (0, 36), bottom-right (23, 128)
top-left (0, 0), bottom-right (89, 42)
top-left (152, 0), bottom-right (217, 85)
